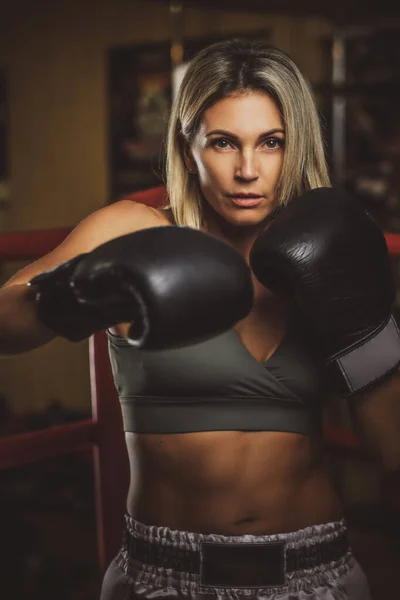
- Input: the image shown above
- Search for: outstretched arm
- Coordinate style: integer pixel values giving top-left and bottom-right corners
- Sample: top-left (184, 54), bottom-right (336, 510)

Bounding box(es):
top-left (0, 200), bottom-right (165, 355)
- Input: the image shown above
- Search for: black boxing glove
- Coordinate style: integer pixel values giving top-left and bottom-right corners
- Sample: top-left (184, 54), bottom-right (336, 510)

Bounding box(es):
top-left (250, 187), bottom-right (400, 396)
top-left (29, 226), bottom-right (253, 349)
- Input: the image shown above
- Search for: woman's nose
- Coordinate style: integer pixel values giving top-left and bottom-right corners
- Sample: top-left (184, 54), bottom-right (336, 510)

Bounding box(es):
top-left (235, 152), bottom-right (259, 181)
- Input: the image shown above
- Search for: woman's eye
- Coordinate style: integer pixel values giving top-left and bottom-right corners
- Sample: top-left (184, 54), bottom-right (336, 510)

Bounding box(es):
top-left (264, 138), bottom-right (284, 150)
top-left (213, 138), bottom-right (232, 149)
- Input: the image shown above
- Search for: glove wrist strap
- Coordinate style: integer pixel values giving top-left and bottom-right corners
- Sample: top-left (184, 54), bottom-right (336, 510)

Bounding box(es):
top-left (327, 315), bottom-right (400, 395)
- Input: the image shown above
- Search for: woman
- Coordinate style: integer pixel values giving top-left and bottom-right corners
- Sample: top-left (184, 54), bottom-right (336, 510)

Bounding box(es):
top-left (2, 38), bottom-right (396, 598)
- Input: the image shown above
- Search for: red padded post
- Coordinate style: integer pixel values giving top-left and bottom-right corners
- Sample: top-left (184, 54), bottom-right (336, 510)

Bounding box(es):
top-left (90, 332), bottom-right (129, 570)
top-left (124, 185), bottom-right (167, 208)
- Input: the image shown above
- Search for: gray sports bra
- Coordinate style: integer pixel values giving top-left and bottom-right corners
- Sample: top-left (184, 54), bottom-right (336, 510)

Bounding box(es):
top-left (107, 323), bottom-right (326, 435)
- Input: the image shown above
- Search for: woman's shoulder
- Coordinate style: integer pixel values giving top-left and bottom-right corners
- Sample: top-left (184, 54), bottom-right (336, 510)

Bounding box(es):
top-left (112, 184), bottom-right (174, 229)
top-left (80, 183), bottom-right (172, 240)
top-left (104, 196), bottom-right (172, 230)
top-left (65, 186), bottom-right (172, 251)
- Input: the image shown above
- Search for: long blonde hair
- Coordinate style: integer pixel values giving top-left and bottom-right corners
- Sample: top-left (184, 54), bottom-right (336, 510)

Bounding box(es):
top-left (166, 38), bottom-right (331, 229)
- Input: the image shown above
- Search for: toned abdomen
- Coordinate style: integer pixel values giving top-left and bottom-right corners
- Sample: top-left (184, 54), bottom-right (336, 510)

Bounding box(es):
top-left (125, 429), bottom-right (342, 534)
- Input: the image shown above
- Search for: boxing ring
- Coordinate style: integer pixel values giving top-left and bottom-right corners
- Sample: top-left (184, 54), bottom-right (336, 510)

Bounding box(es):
top-left (0, 224), bottom-right (400, 572)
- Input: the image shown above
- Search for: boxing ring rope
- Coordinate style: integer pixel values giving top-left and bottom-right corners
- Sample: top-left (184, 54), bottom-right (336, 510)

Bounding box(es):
top-left (0, 225), bottom-right (400, 570)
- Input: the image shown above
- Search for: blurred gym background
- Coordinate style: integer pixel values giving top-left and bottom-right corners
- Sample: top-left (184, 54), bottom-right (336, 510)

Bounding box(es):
top-left (0, 1), bottom-right (400, 598)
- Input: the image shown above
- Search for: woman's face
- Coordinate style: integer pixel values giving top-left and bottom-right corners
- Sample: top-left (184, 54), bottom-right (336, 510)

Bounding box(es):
top-left (186, 91), bottom-right (285, 227)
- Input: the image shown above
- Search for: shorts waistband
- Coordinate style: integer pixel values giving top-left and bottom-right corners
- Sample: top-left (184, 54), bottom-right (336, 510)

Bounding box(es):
top-left (118, 514), bottom-right (352, 590)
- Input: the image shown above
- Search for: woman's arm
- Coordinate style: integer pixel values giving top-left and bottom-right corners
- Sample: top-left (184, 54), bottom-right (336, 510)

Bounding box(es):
top-left (0, 201), bottom-right (163, 355)
top-left (0, 283), bottom-right (55, 354)
top-left (348, 368), bottom-right (400, 471)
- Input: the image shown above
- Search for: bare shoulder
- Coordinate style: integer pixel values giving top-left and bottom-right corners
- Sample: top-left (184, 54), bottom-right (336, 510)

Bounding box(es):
top-left (4, 200), bottom-right (172, 286)
top-left (70, 199), bottom-right (172, 248)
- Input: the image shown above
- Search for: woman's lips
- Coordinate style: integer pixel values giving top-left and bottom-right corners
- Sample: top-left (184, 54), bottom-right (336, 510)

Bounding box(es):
top-left (229, 196), bottom-right (263, 207)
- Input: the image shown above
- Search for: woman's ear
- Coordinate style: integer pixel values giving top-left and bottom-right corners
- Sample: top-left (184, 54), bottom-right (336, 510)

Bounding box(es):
top-left (183, 143), bottom-right (197, 174)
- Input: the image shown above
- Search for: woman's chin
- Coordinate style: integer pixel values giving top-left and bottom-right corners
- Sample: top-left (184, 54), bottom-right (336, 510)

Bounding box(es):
top-left (203, 199), bottom-right (275, 230)
top-left (223, 207), bottom-right (273, 227)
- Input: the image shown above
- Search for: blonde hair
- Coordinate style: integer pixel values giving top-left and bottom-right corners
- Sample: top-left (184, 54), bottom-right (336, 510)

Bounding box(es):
top-left (166, 38), bottom-right (331, 229)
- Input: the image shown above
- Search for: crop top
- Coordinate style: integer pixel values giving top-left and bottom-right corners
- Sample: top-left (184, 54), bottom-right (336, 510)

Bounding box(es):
top-left (107, 323), bottom-right (326, 435)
